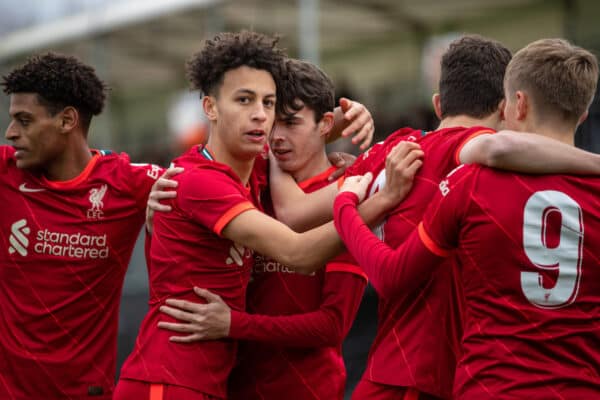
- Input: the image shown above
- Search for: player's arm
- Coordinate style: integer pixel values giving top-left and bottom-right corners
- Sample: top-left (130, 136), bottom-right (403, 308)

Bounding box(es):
top-left (271, 141), bottom-right (424, 232)
top-left (459, 130), bottom-right (600, 174)
top-left (158, 265), bottom-right (367, 345)
top-left (222, 209), bottom-right (343, 271)
top-left (334, 190), bottom-right (445, 299)
top-left (145, 166), bottom-right (184, 234)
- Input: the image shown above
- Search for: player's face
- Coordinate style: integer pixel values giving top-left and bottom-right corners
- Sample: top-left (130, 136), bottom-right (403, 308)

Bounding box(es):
top-left (5, 93), bottom-right (66, 171)
top-left (270, 104), bottom-right (325, 176)
top-left (211, 66), bottom-right (276, 159)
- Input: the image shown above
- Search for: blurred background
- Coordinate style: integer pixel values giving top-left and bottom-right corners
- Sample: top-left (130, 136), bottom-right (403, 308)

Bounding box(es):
top-left (1, 0), bottom-right (599, 397)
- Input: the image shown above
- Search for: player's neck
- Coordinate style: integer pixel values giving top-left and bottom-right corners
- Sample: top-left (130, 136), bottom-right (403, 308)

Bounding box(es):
top-left (292, 152), bottom-right (331, 183)
top-left (527, 124), bottom-right (575, 146)
top-left (206, 138), bottom-right (255, 185)
top-left (44, 137), bottom-right (93, 181)
top-left (437, 114), bottom-right (499, 131)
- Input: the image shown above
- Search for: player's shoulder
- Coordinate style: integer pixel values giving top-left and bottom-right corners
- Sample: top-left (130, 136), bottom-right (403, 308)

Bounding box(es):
top-left (0, 145), bottom-right (15, 168)
top-left (438, 163), bottom-right (482, 197)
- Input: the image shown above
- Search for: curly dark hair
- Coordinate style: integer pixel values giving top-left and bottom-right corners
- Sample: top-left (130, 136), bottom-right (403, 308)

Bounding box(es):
top-left (186, 31), bottom-right (286, 101)
top-left (1, 52), bottom-right (108, 131)
top-left (439, 34), bottom-right (512, 119)
top-left (278, 59), bottom-right (334, 122)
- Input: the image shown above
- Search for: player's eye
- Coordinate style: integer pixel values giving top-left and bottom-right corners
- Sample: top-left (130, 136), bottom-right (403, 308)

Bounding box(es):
top-left (264, 99), bottom-right (275, 108)
top-left (238, 97), bottom-right (251, 105)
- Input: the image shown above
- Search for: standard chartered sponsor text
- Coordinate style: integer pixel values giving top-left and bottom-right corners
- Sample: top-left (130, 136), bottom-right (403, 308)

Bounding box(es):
top-left (34, 229), bottom-right (109, 259)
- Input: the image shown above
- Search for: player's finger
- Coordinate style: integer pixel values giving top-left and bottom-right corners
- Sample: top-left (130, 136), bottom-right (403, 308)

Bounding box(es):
top-left (149, 190), bottom-right (177, 201)
top-left (169, 333), bottom-right (205, 343)
top-left (341, 112), bottom-right (369, 138)
top-left (163, 299), bottom-right (207, 313)
top-left (404, 159), bottom-right (424, 178)
top-left (161, 167), bottom-right (184, 179)
top-left (159, 305), bottom-right (199, 322)
top-left (157, 321), bottom-right (197, 333)
top-left (358, 121), bottom-right (375, 150)
top-left (147, 199), bottom-right (172, 213)
top-left (350, 120), bottom-right (373, 145)
top-left (327, 167), bottom-right (345, 182)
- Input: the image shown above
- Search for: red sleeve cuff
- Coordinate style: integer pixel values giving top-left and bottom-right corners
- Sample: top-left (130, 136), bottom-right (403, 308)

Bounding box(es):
top-left (213, 201), bottom-right (255, 236)
top-left (228, 309), bottom-right (251, 339)
top-left (326, 262), bottom-right (368, 283)
top-left (417, 222), bottom-right (451, 257)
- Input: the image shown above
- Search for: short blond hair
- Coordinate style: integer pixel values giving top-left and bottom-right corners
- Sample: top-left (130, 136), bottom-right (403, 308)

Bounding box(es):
top-left (505, 38), bottom-right (598, 123)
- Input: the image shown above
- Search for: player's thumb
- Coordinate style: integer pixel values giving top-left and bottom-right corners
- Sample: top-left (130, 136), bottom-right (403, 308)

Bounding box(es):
top-left (363, 172), bottom-right (373, 185)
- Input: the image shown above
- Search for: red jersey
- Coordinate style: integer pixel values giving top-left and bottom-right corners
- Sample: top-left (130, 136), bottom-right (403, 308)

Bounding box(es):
top-left (334, 164), bottom-right (600, 399)
top-left (0, 146), bottom-right (161, 400)
top-left (344, 126), bottom-right (494, 398)
top-left (119, 145), bottom-right (264, 399)
top-left (420, 165), bottom-right (600, 399)
top-left (228, 166), bottom-right (367, 400)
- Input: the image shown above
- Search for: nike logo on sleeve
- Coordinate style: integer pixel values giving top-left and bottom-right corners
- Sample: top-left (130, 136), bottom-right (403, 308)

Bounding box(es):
top-left (19, 183), bottom-right (46, 193)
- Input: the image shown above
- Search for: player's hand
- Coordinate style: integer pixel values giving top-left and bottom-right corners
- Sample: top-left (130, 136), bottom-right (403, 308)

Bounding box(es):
top-left (145, 167), bottom-right (184, 234)
top-left (327, 151), bottom-right (357, 181)
top-left (380, 141), bottom-right (424, 204)
top-left (338, 97), bottom-right (374, 151)
top-left (339, 172), bottom-right (373, 203)
top-left (157, 287), bottom-right (231, 342)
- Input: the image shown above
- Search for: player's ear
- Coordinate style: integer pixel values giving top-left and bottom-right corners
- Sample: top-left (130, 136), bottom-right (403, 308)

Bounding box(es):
top-left (203, 96), bottom-right (217, 122)
top-left (319, 111), bottom-right (335, 139)
top-left (59, 106), bottom-right (78, 133)
top-left (515, 90), bottom-right (528, 121)
top-left (432, 93), bottom-right (443, 120)
top-left (498, 99), bottom-right (506, 121)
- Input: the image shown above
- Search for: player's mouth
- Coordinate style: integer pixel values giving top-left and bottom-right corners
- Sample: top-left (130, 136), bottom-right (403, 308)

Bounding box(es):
top-left (12, 146), bottom-right (28, 159)
top-left (272, 148), bottom-right (293, 160)
top-left (245, 130), bottom-right (266, 143)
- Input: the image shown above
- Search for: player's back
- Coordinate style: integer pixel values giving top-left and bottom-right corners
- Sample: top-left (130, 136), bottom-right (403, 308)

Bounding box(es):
top-left (347, 126), bottom-right (493, 398)
top-left (0, 146), bottom-right (159, 400)
top-left (453, 166), bottom-right (600, 399)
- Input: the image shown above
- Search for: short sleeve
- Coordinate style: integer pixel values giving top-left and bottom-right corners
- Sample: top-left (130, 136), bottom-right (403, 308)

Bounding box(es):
top-left (127, 161), bottom-right (165, 210)
top-left (176, 167), bottom-right (255, 236)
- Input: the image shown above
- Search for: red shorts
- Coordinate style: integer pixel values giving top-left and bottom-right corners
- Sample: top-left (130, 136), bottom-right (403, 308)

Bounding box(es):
top-left (352, 379), bottom-right (442, 400)
top-left (114, 379), bottom-right (222, 400)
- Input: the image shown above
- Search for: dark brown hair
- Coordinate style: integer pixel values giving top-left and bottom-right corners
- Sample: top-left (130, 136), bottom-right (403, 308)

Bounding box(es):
top-left (187, 31), bottom-right (286, 101)
top-left (439, 34), bottom-right (512, 118)
top-left (2, 52), bottom-right (107, 131)
top-left (278, 59), bottom-right (335, 122)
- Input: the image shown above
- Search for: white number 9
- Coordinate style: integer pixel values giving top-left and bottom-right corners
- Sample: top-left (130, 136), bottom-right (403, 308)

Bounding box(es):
top-left (521, 190), bottom-right (583, 309)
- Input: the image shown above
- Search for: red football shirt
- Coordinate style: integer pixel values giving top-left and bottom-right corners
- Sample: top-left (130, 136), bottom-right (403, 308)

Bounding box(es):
top-left (334, 164), bottom-right (600, 399)
top-left (421, 165), bottom-right (600, 399)
top-left (228, 166), bottom-right (367, 400)
top-left (119, 145), bottom-right (263, 399)
top-left (343, 126), bottom-right (494, 398)
top-left (0, 146), bottom-right (161, 400)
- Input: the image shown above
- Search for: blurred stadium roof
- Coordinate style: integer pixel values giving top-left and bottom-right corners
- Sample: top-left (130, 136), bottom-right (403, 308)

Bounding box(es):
top-left (1, 0), bottom-right (598, 94)
top-left (1, 0), bottom-right (599, 155)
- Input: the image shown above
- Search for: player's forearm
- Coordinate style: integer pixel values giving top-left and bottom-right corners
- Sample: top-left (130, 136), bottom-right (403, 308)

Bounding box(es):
top-left (229, 274), bottom-right (365, 346)
top-left (334, 192), bottom-right (443, 299)
top-left (229, 309), bottom-right (342, 347)
top-left (269, 161), bottom-right (336, 232)
top-left (357, 189), bottom-right (398, 227)
top-left (462, 131), bottom-right (600, 174)
top-left (279, 222), bottom-right (344, 272)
